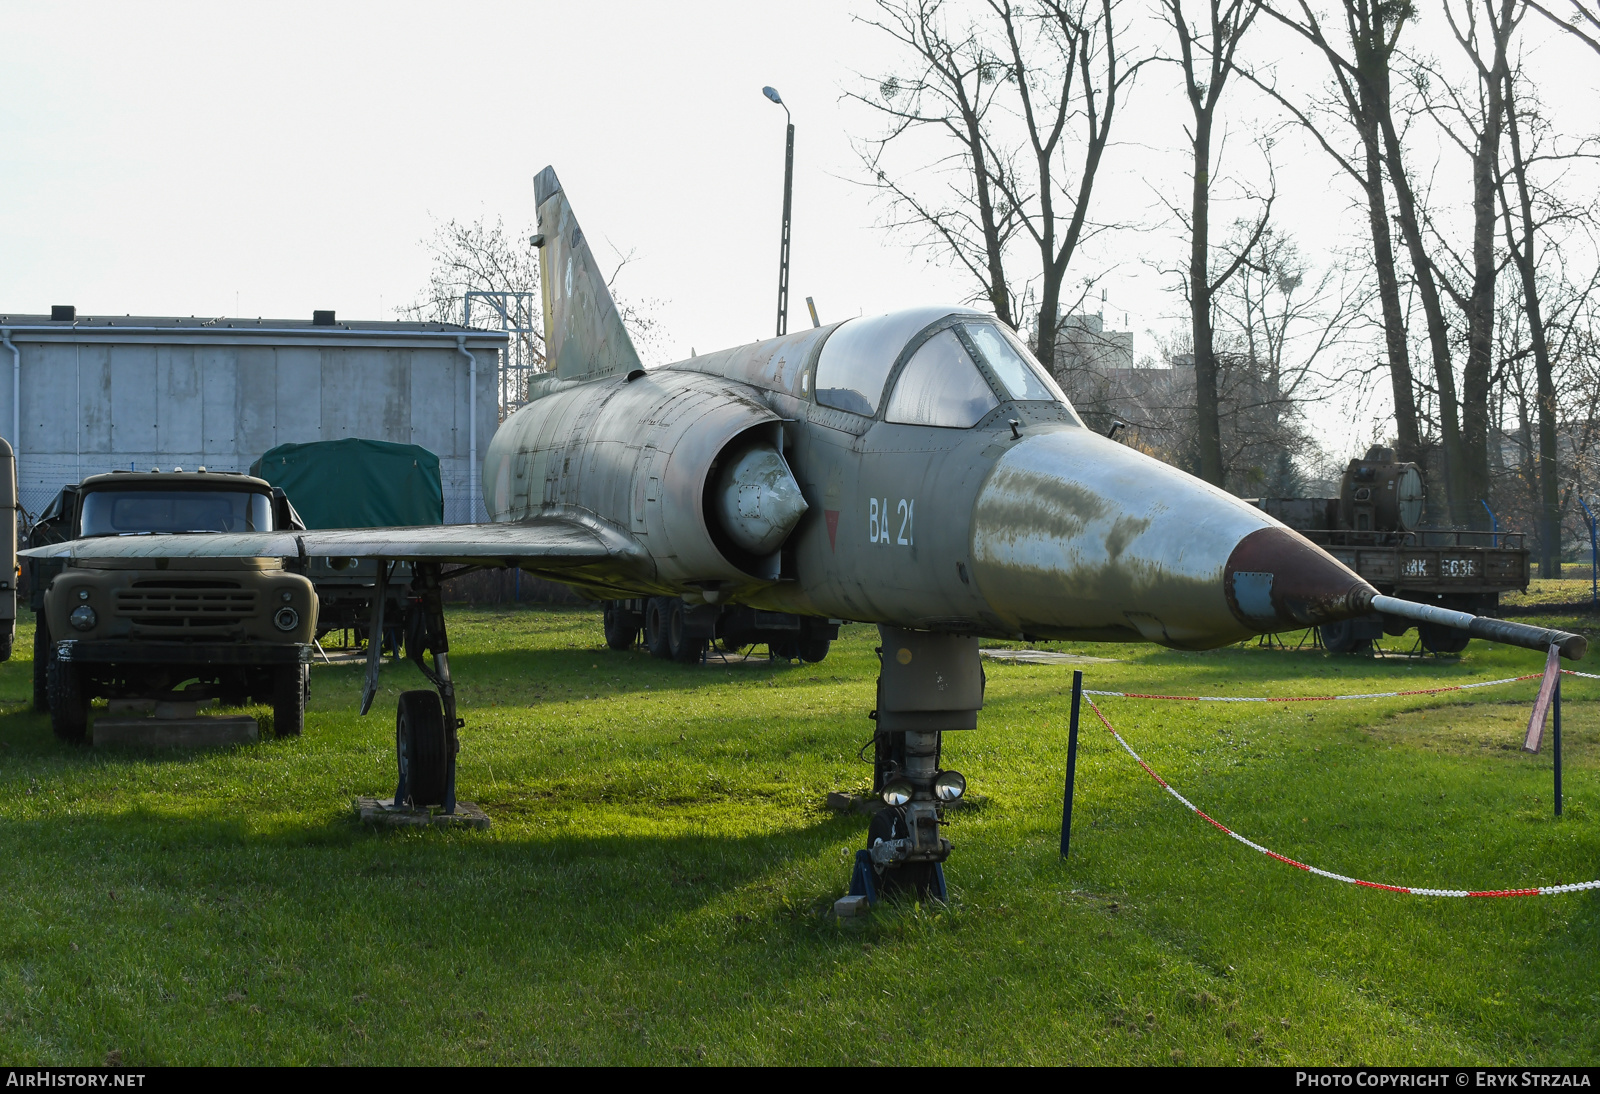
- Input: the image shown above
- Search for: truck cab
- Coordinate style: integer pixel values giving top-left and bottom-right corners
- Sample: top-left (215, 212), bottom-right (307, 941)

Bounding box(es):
top-left (29, 469), bottom-right (317, 741)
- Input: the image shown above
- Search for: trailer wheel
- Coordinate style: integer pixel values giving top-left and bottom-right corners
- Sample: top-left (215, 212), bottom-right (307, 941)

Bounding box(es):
top-left (47, 658), bottom-right (89, 743)
top-left (1418, 621), bottom-right (1470, 655)
top-left (797, 620), bottom-right (831, 663)
top-left (1319, 619), bottom-right (1372, 655)
top-left (603, 604), bottom-right (640, 651)
top-left (644, 598), bottom-right (673, 660)
top-left (272, 662), bottom-right (307, 737)
top-left (32, 618), bottom-right (51, 713)
top-left (397, 689), bottom-right (448, 807)
top-left (666, 599), bottom-right (706, 664)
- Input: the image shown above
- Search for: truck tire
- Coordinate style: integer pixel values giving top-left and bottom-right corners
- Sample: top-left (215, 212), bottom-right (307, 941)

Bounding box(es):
top-left (1319, 620), bottom-right (1371, 655)
top-left (272, 662), bottom-right (307, 738)
top-left (0, 624), bottom-right (12, 663)
top-left (644, 598), bottom-right (673, 660)
top-left (32, 618), bottom-right (51, 713)
top-left (397, 689), bottom-right (448, 807)
top-left (603, 604), bottom-right (640, 651)
top-left (47, 658), bottom-right (89, 743)
top-left (1418, 621), bottom-right (1470, 655)
top-left (666, 599), bottom-right (706, 664)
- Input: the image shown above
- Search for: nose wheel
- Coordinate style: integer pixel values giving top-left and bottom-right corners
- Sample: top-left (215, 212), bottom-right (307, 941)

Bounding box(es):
top-left (846, 627), bottom-right (982, 906)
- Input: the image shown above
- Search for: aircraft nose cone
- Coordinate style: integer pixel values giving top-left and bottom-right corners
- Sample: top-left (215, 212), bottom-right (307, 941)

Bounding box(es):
top-left (970, 428), bottom-right (1377, 648)
top-left (1223, 526), bottom-right (1376, 631)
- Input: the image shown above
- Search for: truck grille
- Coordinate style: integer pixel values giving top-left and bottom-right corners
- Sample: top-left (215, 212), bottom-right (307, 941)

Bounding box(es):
top-left (115, 580), bottom-right (256, 631)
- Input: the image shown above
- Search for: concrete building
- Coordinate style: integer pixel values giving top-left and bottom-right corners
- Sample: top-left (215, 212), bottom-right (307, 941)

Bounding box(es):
top-left (0, 309), bottom-right (505, 523)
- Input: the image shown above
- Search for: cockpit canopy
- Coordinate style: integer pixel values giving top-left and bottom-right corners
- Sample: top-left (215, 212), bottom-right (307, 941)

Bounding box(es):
top-left (813, 306), bottom-right (1080, 428)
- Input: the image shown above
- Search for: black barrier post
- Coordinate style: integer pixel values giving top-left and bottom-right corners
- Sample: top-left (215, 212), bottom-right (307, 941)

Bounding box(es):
top-left (1554, 672), bottom-right (1563, 817)
top-left (1061, 670), bottom-right (1083, 858)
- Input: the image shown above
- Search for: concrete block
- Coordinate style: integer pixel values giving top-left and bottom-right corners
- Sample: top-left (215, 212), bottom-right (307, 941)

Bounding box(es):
top-left (355, 797), bottom-right (491, 831)
top-left (833, 895), bottom-right (870, 918)
top-left (94, 716), bottom-right (259, 748)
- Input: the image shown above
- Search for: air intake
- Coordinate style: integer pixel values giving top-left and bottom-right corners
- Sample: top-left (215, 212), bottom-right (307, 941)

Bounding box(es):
top-left (312, 310), bottom-right (336, 326)
top-left (51, 305), bottom-right (75, 321)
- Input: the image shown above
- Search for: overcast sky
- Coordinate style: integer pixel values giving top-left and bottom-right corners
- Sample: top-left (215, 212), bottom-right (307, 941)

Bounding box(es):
top-left (3, 1), bottom-right (1595, 459)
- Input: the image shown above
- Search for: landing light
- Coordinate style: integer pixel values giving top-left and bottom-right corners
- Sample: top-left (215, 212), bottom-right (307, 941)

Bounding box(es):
top-left (881, 778), bottom-right (914, 807)
top-left (934, 770), bottom-right (967, 802)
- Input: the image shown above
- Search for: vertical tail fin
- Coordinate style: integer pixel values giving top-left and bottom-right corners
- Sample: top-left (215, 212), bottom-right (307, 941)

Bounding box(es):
top-left (533, 167), bottom-right (643, 381)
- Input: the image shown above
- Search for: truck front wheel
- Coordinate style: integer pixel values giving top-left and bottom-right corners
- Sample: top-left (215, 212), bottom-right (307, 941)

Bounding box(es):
top-left (272, 663), bottom-right (307, 737)
top-left (47, 658), bottom-right (89, 743)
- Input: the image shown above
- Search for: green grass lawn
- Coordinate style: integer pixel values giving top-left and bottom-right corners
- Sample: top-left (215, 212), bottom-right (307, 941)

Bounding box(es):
top-left (1, 603), bottom-right (1596, 1065)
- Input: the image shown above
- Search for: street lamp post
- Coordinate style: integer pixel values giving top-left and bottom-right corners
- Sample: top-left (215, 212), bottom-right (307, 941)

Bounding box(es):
top-left (763, 86), bottom-right (793, 338)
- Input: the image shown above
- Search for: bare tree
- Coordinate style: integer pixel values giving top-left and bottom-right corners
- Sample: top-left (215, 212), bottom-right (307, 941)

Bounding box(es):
top-left (1526, 0), bottom-right (1600, 56)
top-left (853, 0), bottom-right (1141, 365)
top-left (1247, 0), bottom-right (1425, 466)
top-left (402, 215), bottom-right (671, 413)
top-left (1157, 0), bottom-right (1265, 486)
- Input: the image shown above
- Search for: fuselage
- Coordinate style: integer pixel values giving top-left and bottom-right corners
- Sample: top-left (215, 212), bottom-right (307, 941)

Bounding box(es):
top-left (484, 306), bottom-right (1367, 649)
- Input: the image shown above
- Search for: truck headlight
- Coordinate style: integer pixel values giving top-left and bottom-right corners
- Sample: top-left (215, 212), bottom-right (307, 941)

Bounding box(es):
top-left (881, 778), bottom-right (914, 807)
top-left (273, 607), bottom-right (300, 632)
top-left (933, 770), bottom-right (967, 802)
top-left (69, 605), bottom-right (98, 631)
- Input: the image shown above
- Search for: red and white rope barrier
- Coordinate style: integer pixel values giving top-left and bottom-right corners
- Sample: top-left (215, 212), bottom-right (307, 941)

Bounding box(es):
top-left (1081, 669), bottom-right (1600, 703)
top-left (1083, 695), bottom-right (1600, 898)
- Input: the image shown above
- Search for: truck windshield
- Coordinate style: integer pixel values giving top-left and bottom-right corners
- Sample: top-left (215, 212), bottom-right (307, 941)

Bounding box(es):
top-left (79, 490), bottom-right (274, 536)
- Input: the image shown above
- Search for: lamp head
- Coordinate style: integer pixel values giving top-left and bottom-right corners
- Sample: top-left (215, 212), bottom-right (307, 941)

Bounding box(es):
top-left (762, 86), bottom-right (783, 105)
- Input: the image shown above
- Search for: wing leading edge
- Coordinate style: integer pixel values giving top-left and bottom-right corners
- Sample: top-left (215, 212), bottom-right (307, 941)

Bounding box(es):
top-left (20, 514), bottom-right (645, 571)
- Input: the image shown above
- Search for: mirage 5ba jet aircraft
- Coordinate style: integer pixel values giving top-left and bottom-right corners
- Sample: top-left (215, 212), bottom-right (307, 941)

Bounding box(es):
top-left (27, 167), bottom-right (1585, 897)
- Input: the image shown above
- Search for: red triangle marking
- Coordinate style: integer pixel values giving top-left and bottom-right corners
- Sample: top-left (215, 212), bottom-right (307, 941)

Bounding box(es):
top-left (825, 509), bottom-right (839, 552)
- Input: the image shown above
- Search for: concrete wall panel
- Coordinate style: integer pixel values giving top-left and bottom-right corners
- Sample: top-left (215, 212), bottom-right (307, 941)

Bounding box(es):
top-left (199, 346), bottom-right (239, 459)
top-left (235, 346), bottom-right (277, 457)
top-left (158, 346), bottom-right (204, 456)
top-left (274, 347), bottom-right (323, 446)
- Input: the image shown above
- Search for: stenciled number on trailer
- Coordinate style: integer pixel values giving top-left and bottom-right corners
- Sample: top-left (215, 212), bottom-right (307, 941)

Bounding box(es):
top-left (867, 497), bottom-right (915, 546)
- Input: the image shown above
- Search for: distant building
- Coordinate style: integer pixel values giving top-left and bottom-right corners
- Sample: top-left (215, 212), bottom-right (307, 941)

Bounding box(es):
top-left (0, 309), bottom-right (505, 522)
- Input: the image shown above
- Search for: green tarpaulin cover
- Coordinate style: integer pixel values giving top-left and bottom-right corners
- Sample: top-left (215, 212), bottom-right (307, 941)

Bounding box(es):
top-left (250, 438), bottom-right (443, 529)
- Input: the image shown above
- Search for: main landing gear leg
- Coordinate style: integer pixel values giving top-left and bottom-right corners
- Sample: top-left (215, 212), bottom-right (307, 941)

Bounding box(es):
top-left (849, 626), bottom-right (983, 904)
top-left (361, 560), bottom-right (462, 815)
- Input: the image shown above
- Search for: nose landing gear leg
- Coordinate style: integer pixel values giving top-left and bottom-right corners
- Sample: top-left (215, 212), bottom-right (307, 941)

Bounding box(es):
top-left (847, 626), bottom-right (982, 904)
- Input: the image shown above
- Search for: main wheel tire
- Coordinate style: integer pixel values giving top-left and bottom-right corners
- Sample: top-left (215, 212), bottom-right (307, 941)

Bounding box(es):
top-left (47, 658), bottom-right (89, 743)
top-left (32, 618), bottom-right (51, 713)
top-left (603, 605), bottom-right (640, 651)
top-left (644, 597), bottom-right (673, 660)
top-left (396, 689), bottom-right (449, 807)
top-left (272, 662), bottom-right (307, 737)
top-left (1319, 619), bottom-right (1371, 655)
top-left (1418, 621), bottom-right (1471, 655)
top-left (666, 599), bottom-right (706, 664)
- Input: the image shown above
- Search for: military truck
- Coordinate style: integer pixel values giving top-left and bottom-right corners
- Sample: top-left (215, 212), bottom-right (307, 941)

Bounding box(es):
top-left (1249, 446), bottom-right (1530, 653)
top-left (0, 438), bottom-right (15, 662)
top-left (600, 598), bottom-right (838, 663)
top-left (27, 469), bottom-right (317, 740)
top-left (250, 438), bottom-right (441, 642)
